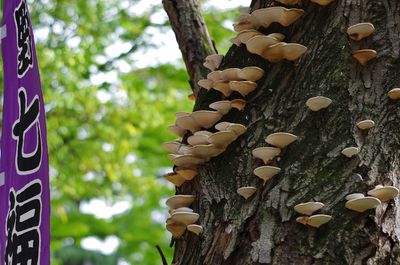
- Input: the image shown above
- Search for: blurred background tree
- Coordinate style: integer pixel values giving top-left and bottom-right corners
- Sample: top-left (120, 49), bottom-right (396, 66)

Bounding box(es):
top-left (0, 0), bottom-right (246, 264)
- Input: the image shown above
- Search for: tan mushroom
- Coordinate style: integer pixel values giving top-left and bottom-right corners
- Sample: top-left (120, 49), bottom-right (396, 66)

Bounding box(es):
top-left (265, 132), bottom-right (298, 148)
top-left (230, 81), bottom-right (258, 97)
top-left (191, 111), bottom-right (222, 129)
top-left (231, 29), bottom-right (263, 46)
top-left (367, 185), bottom-right (399, 202)
top-left (262, 42), bottom-right (307, 63)
top-left (306, 96), bottom-right (332, 111)
top-left (166, 195), bottom-right (195, 209)
top-left (253, 166), bottom-right (281, 183)
top-left (347, 22), bottom-right (375, 41)
top-left (252, 147), bottom-right (281, 164)
top-left (188, 93), bottom-right (196, 101)
top-left (231, 99), bottom-right (247, 111)
top-left (171, 154), bottom-right (206, 167)
top-left (209, 100), bottom-right (232, 115)
top-left (352, 49), bottom-right (377, 65)
top-left (187, 224), bottom-right (203, 235)
top-left (356, 120), bottom-right (375, 130)
top-left (187, 134), bottom-right (209, 146)
top-left (233, 20), bottom-right (254, 32)
top-left (345, 193), bottom-right (365, 201)
top-left (215, 122), bottom-right (247, 136)
top-left (163, 140), bottom-right (183, 153)
top-left (198, 79), bottom-right (213, 90)
top-left (164, 172), bottom-right (186, 187)
top-left (208, 131), bottom-right (237, 147)
top-left (175, 166), bottom-right (198, 181)
top-left (246, 35), bottom-right (281, 57)
top-left (213, 80), bottom-right (233, 97)
top-left (221, 68), bottom-right (241, 81)
top-left (166, 218), bottom-right (186, 238)
top-left (176, 115), bottom-right (201, 133)
top-left (187, 144), bottom-right (224, 158)
top-left (168, 125), bottom-right (186, 137)
top-left (207, 71), bottom-right (223, 82)
top-left (237, 186), bottom-right (257, 199)
top-left (296, 214), bottom-right (332, 228)
top-left (294, 202), bottom-right (324, 215)
top-left (388, 88), bottom-right (400, 100)
top-left (345, 195), bottom-right (381, 212)
top-left (249, 7), bottom-right (304, 29)
top-left (170, 207), bottom-right (193, 215)
top-left (341, 147), bottom-right (359, 158)
top-left (171, 212), bottom-right (200, 225)
top-left (310, 0), bottom-right (335, 5)
top-left (203, 54), bottom-right (224, 71)
top-left (238, 66), bottom-right (265, 82)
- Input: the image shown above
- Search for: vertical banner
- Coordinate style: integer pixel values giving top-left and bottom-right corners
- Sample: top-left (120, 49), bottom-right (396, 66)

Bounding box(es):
top-left (0, 0), bottom-right (50, 264)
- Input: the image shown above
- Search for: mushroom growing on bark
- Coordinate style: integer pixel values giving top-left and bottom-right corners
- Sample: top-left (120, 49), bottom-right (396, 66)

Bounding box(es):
top-left (306, 96), bottom-right (332, 111)
top-left (265, 132), bottom-right (298, 148)
top-left (345, 194), bottom-right (381, 212)
top-left (352, 49), bottom-right (377, 65)
top-left (237, 186), bottom-right (257, 199)
top-left (347, 22), bottom-right (375, 41)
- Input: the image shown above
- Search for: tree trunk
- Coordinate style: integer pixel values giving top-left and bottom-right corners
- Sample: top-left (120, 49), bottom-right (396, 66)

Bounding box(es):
top-left (166, 0), bottom-right (400, 264)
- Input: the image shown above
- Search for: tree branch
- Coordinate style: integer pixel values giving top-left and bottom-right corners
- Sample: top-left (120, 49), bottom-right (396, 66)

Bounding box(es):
top-left (162, 0), bottom-right (217, 96)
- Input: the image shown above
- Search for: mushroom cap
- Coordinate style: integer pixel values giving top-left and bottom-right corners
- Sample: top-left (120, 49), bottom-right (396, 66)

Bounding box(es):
top-left (175, 166), bottom-right (198, 180)
top-left (266, 33), bottom-right (286, 41)
top-left (367, 186), bottom-right (399, 202)
top-left (296, 214), bottom-right (332, 228)
top-left (236, 29), bottom-right (263, 45)
top-left (238, 66), bottom-right (265, 82)
top-left (215, 122), bottom-right (247, 136)
top-left (345, 193), bottom-right (365, 201)
top-left (187, 134), bottom-right (209, 146)
top-left (237, 186), bottom-right (257, 199)
top-left (229, 80), bottom-right (258, 97)
top-left (166, 195), bottom-right (195, 209)
top-left (164, 172), bottom-right (186, 187)
top-left (347, 22), bottom-right (375, 41)
top-left (276, 0), bottom-right (301, 5)
top-left (231, 99), bottom-right (247, 111)
top-left (246, 35), bottom-right (280, 56)
top-left (213, 80), bottom-right (233, 97)
top-left (294, 202), bottom-right (324, 215)
top-left (204, 54), bottom-right (224, 71)
top-left (341, 147), bottom-right (359, 158)
top-left (249, 7), bottom-right (304, 29)
top-left (262, 42), bottom-right (307, 63)
top-left (168, 125), bottom-right (186, 137)
top-left (310, 0), bottom-right (335, 5)
top-left (221, 68), bottom-right (241, 81)
top-left (265, 132), bottom-right (298, 148)
top-left (171, 212), bottom-right (200, 225)
top-left (209, 100), bottom-right (232, 115)
top-left (176, 115), bottom-right (201, 133)
top-left (252, 147), bottom-right (281, 164)
top-left (188, 93), bottom-right (196, 101)
top-left (306, 96), bottom-right (332, 111)
top-left (352, 49), bottom-right (377, 65)
top-left (208, 131), bottom-right (237, 147)
top-left (230, 36), bottom-right (242, 46)
top-left (163, 141), bottom-right (183, 153)
top-left (207, 71), bottom-right (223, 81)
top-left (191, 111), bottom-right (222, 129)
top-left (233, 20), bottom-right (254, 32)
top-left (166, 218), bottom-right (186, 238)
top-left (253, 166), bottom-right (281, 182)
top-left (194, 130), bottom-right (213, 136)
top-left (345, 196), bottom-right (381, 212)
top-left (198, 79), bottom-right (213, 90)
top-left (388, 88), bottom-right (400, 100)
top-left (187, 144), bottom-right (224, 158)
top-left (172, 154), bottom-right (206, 167)
top-left (187, 224), bottom-right (203, 235)
top-left (170, 207), bottom-right (193, 215)
top-left (356, 119), bottom-right (375, 130)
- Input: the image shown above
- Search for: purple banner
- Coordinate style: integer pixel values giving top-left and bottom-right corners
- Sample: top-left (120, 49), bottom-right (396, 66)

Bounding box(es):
top-left (0, 0), bottom-right (50, 264)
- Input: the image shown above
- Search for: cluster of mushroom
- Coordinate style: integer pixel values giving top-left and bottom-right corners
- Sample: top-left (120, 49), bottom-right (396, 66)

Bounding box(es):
top-left (231, 6), bottom-right (308, 63)
top-left (347, 22), bottom-right (377, 65)
top-left (165, 195), bottom-right (203, 238)
top-left (345, 185), bottom-right (399, 212)
top-left (295, 202), bottom-right (332, 228)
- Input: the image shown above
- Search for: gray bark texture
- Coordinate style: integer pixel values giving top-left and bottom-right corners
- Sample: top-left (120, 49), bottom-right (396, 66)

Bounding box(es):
top-left (166, 0), bottom-right (400, 264)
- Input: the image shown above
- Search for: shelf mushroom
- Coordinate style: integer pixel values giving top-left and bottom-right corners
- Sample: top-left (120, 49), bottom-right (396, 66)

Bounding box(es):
top-left (168, 124), bottom-right (186, 137)
top-left (209, 100), bottom-right (232, 115)
top-left (356, 120), bottom-right (375, 130)
top-left (296, 214), bottom-right (332, 228)
top-left (231, 99), bottom-right (247, 111)
top-left (175, 166), bottom-right (198, 181)
top-left (367, 185), bottom-right (399, 202)
top-left (246, 35), bottom-right (281, 56)
top-left (187, 224), bottom-right (203, 236)
top-left (306, 96), bottom-right (332, 111)
top-left (252, 147), bottom-right (281, 164)
top-left (215, 122), bottom-right (247, 136)
top-left (171, 154), bottom-right (206, 167)
top-left (164, 172), bottom-right (186, 187)
top-left (230, 80), bottom-right (258, 97)
top-left (208, 131), bottom-right (237, 147)
top-left (248, 7), bottom-right (304, 29)
top-left (166, 195), bottom-right (195, 210)
top-left (176, 114), bottom-right (201, 133)
top-left (238, 66), bottom-right (265, 82)
top-left (262, 42), bottom-right (308, 63)
top-left (166, 218), bottom-right (186, 238)
top-left (203, 54), bottom-right (224, 71)
top-left (265, 132), bottom-right (298, 148)
top-left (188, 93), bottom-right (196, 101)
top-left (388, 88), bottom-right (400, 100)
top-left (230, 29), bottom-right (263, 46)
top-left (187, 144), bottom-right (224, 159)
top-left (347, 22), bottom-right (375, 41)
top-left (310, 0), bottom-right (335, 5)
top-left (352, 49), bottom-right (377, 65)
top-left (345, 193), bottom-right (381, 212)
top-left (294, 202), bottom-right (324, 215)
top-left (171, 212), bottom-right (200, 226)
top-left (191, 110), bottom-right (222, 129)
top-left (237, 186), bottom-right (257, 199)
top-left (253, 166), bottom-right (281, 183)
top-left (341, 147), bottom-right (359, 158)
top-left (198, 79), bottom-right (213, 90)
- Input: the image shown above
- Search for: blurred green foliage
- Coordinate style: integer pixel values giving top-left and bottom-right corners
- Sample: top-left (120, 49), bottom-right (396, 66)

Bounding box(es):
top-left (0, 0), bottom-right (239, 264)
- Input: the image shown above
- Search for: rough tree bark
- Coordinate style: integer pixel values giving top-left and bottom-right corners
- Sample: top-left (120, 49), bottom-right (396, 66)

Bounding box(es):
top-left (165, 0), bottom-right (400, 264)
